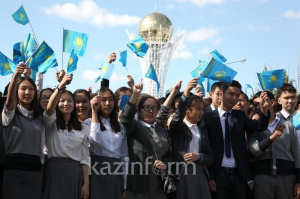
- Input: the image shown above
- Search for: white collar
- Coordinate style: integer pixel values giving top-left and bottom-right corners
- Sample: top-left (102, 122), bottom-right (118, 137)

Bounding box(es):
top-left (183, 118), bottom-right (197, 128)
top-left (210, 104), bottom-right (216, 111)
top-left (218, 106), bottom-right (231, 117)
top-left (17, 104), bottom-right (31, 117)
top-left (280, 109), bottom-right (296, 119)
top-left (140, 120), bottom-right (155, 128)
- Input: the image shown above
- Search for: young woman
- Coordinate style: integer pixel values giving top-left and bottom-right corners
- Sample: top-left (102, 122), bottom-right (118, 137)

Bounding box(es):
top-left (39, 88), bottom-right (54, 112)
top-left (44, 74), bottom-right (89, 199)
top-left (169, 78), bottom-right (214, 199)
top-left (2, 63), bottom-right (44, 199)
top-left (74, 89), bottom-right (91, 124)
top-left (120, 80), bottom-right (180, 199)
top-left (89, 88), bottom-right (128, 199)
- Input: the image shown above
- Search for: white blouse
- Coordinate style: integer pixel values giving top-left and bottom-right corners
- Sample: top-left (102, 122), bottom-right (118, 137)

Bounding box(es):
top-left (43, 110), bottom-right (90, 166)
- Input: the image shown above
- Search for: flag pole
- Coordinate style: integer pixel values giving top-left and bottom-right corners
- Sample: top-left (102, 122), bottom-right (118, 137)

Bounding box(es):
top-left (116, 44), bottom-right (127, 53)
top-left (62, 28), bottom-right (64, 70)
top-left (125, 66), bottom-right (130, 75)
top-left (24, 40), bottom-right (44, 65)
top-left (21, 4), bottom-right (39, 46)
top-left (182, 66), bottom-right (199, 81)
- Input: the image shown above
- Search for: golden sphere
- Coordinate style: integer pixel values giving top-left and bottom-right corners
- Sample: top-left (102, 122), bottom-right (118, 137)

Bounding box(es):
top-left (138, 12), bottom-right (173, 43)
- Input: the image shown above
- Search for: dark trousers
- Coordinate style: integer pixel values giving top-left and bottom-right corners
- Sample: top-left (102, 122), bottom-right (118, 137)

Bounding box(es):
top-left (212, 170), bottom-right (246, 199)
top-left (0, 164), bottom-right (3, 199)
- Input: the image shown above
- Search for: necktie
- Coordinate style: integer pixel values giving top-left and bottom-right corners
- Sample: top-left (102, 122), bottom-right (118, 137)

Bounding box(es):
top-left (224, 112), bottom-right (231, 158)
top-left (287, 115), bottom-right (292, 121)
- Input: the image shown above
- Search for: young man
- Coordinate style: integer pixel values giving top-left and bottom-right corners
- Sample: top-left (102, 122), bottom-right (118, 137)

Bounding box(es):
top-left (276, 83), bottom-right (300, 146)
top-left (233, 91), bottom-right (250, 117)
top-left (247, 90), bottom-right (300, 199)
top-left (203, 80), bottom-right (270, 199)
top-left (204, 82), bottom-right (223, 113)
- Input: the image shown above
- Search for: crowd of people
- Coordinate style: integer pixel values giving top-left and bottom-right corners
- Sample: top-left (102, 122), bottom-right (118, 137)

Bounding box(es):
top-left (0, 52), bottom-right (300, 199)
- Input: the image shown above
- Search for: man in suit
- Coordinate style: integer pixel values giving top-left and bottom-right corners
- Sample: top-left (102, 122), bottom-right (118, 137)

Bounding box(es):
top-left (202, 80), bottom-right (270, 199)
top-left (204, 82), bottom-right (223, 113)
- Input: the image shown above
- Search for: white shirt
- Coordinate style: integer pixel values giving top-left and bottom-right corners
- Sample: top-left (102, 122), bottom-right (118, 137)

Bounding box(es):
top-left (89, 118), bottom-right (128, 189)
top-left (183, 119), bottom-right (200, 153)
top-left (268, 115), bottom-right (281, 134)
top-left (43, 110), bottom-right (90, 166)
top-left (2, 104), bottom-right (45, 164)
top-left (218, 107), bottom-right (236, 168)
top-left (210, 104), bottom-right (216, 111)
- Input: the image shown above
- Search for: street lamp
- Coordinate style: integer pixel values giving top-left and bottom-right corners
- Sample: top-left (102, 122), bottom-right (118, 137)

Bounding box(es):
top-left (226, 58), bottom-right (246, 65)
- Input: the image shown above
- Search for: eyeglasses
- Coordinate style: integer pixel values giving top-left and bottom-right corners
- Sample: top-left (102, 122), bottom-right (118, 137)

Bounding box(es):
top-left (41, 96), bottom-right (50, 102)
top-left (142, 105), bottom-right (160, 112)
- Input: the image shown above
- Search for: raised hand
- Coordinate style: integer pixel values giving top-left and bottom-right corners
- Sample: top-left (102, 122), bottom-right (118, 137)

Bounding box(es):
top-left (23, 65), bottom-right (32, 77)
top-left (173, 80), bottom-right (182, 93)
top-left (270, 125), bottom-right (285, 140)
top-left (184, 78), bottom-right (198, 97)
top-left (59, 74), bottom-right (73, 89)
top-left (56, 70), bottom-right (66, 83)
top-left (90, 95), bottom-right (100, 112)
top-left (14, 63), bottom-right (25, 77)
top-left (127, 75), bottom-right (135, 89)
top-left (133, 79), bottom-right (143, 94)
top-left (106, 52), bottom-right (116, 64)
top-left (259, 91), bottom-right (270, 115)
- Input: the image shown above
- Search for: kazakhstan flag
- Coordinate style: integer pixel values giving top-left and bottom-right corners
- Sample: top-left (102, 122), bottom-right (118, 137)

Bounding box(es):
top-left (67, 49), bottom-right (79, 74)
top-left (257, 69), bottom-right (284, 90)
top-left (13, 42), bottom-right (25, 63)
top-left (94, 73), bottom-right (101, 83)
top-left (100, 62), bottom-right (115, 80)
top-left (201, 58), bottom-right (237, 83)
top-left (197, 82), bottom-right (205, 97)
top-left (119, 50), bottom-right (127, 67)
top-left (244, 84), bottom-right (254, 96)
top-left (26, 41), bottom-right (58, 74)
top-left (0, 51), bottom-right (16, 76)
top-left (24, 33), bottom-right (38, 60)
top-left (210, 49), bottom-right (227, 63)
top-left (145, 64), bottom-right (160, 93)
top-left (63, 29), bottom-right (89, 56)
top-left (12, 5), bottom-right (29, 25)
top-left (191, 60), bottom-right (208, 83)
top-left (292, 111), bottom-right (300, 130)
top-left (207, 79), bottom-right (218, 92)
top-left (127, 35), bottom-right (149, 58)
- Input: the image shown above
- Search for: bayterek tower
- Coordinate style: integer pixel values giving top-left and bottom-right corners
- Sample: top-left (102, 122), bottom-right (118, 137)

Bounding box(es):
top-left (127, 11), bottom-right (184, 98)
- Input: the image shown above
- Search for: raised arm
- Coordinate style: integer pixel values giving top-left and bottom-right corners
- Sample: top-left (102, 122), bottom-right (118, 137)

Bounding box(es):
top-left (46, 74), bottom-right (72, 116)
top-left (5, 63), bottom-right (25, 110)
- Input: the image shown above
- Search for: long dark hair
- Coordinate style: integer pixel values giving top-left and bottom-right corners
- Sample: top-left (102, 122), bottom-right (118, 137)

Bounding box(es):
top-left (55, 90), bottom-right (82, 131)
top-left (15, 76), bottom-right (40, 117)
top-left (98, 88), bottom-right (120, 133)
top-left (137, 95), bottom-right (161, 121)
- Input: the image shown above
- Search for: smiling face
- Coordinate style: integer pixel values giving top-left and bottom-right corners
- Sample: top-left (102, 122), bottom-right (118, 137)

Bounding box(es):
top-left (40, 89), bottom-right (53, 111)
top-left (58, 92), bottom-right (74, 114)
top-left (139, 98), bottom-right (160, 124)
top-left (18, 80), bottom-right (35, 109)
top-left (99, 91), bottom-right (115, 118)
top-left (75, 92), bottom-right (91, 122)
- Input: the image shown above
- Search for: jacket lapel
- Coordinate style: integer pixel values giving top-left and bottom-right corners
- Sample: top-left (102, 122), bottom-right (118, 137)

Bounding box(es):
top-left (212, 110), bottom-right (224, 143)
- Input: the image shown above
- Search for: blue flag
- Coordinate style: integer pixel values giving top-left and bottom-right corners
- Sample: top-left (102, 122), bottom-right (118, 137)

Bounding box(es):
top-left (24, 33), bottom-right (38, 60)
top-left (210, 49), bottom-right (227, 63)
top-left (191, 60), bottom-right (208, 83)
top-left (119, 95), bottom-right (130, 110)
top-left (292, 111), bottom-right (300, 130)
top-left (145, 64), bottom-right (160, 93)
top-left (13, 42), bottom-right (25, 63)
top-left (119, 50), bottom-right (127, 67)
top-left (201, 58), bottom-right (237, 83)
top-left (207, 79), bottom-right (218, 92)
top-left (94, 73), bottom-right (101, 83)
top-left (63, 29), bottom-right (89, 56)
top-left (12, 5), bottom-right (29, 25)
top-left (245, 84), bottom-right (254, 96)
top-left (26, 41), bottom-right (58, 74)
top-left (99, 62), bottom-right (114, 80)
top-left (127, 35), bottom-right (149, 58)
top-left (197, 82), bottom-right (205, 97)
top-left (0, 51), bottom-right (16, 76)
top-left (30, 69), bottom-right (37, 82)
top-left (67, 50), bottom-right (79, 74)
top-left (257, 69), bottom-right (284, 90)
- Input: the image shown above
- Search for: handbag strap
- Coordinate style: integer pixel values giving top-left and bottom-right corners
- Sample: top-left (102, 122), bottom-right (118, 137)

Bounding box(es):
top-left (146, 126), bottom-right (159, 160)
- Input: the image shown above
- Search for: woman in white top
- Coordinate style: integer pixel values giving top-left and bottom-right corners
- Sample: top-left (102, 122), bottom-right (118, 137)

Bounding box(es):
top-left (44, 74), bottom-right (89, 199)
top-left (89, 87), bottom-right (128, 199)
top-left (2, 64), bottom-right (44, 199)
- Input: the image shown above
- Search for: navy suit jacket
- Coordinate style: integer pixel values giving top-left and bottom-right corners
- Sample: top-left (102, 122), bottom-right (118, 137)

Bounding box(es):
top-left (202, 109), bottom-right (270, 182)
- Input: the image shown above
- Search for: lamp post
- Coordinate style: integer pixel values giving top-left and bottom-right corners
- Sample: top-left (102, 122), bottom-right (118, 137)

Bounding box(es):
top-left (226, 58), bottom-right (246, 65)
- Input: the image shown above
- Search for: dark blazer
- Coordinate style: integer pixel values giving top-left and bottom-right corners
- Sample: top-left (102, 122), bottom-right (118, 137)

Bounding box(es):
top-left (169, 95), bottom-right (214, 167)
top-left (202, 109), bottom-right (270, 182)
top-left (204, 105), bottom-right (213, 114)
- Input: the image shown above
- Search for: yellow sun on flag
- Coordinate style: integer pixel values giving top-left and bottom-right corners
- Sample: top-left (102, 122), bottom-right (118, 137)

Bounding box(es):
top-left (20, 13), bottom-right (24, 19)
top-left (135, 42), bottom-right (141, 51)
top-left (102, 65), bottom-right (107, 72)
top-left (68, 58), bottom-right (73, 65)
top-left (74, 37), bottom-right (84, 50)
top-left (269, 75), bottom-right (278, 85)
top-left (3, 63), bottom-right (11, 71)
top-left (214, 71), bottom-right (226, 77)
